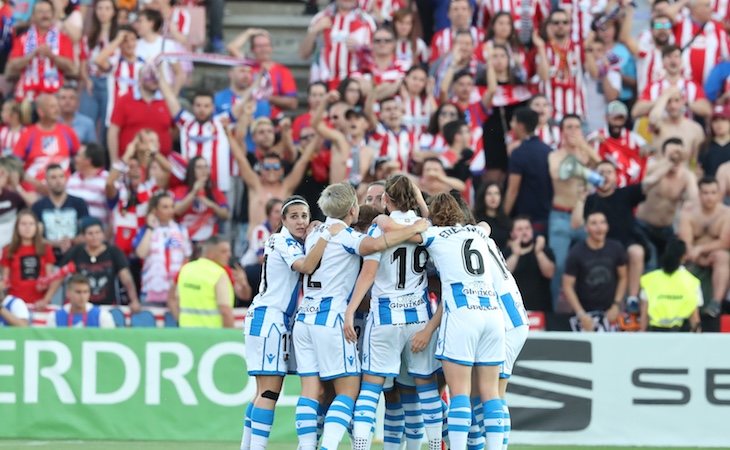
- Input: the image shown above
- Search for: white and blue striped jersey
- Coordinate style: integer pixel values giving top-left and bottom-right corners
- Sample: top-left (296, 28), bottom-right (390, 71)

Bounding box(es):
top-left (420, 225), bottom-right (499, 312)
top-left (297, 217), bottom-right (367, 327)
top-left (485, 238), bottom-right (528, 330)
top-left (364, 210), bottom-right (431, 325)
top-left (244, 227), bottom-right (303, 337)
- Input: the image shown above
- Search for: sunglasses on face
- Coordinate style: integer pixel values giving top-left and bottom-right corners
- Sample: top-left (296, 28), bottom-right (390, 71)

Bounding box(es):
top-left (653, 22), bottom-right (672, 30)
top-left (439, 111), bottom-right (458, 117)
top-left (262, 163), bottom-right (282, 171)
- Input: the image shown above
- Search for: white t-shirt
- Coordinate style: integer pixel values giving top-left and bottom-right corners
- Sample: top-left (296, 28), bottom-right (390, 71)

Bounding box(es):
top-left (0, 295), bottom-right (30, 326)
top-left (584, 69), bottom-right (622, 133)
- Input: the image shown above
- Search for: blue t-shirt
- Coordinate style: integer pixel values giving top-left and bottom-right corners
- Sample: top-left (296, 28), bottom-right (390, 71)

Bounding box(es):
top-left (214, 89), bottom-right (270, 153)
top-left (610, 43), bottom-right (636, 102)
top-left (508, 136), bottom-right (553, 223)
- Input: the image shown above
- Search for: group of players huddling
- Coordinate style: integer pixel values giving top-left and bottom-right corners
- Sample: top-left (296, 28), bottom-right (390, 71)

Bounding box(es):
top-left (241, 174), bottom-right (529, 450)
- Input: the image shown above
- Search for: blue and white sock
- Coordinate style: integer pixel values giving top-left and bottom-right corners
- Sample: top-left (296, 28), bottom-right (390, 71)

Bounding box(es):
top-left (502, 400), bottom-right (511, 450)
top-left (240, 402), bottom-right (254, 450)
top-left (352, 382), bottom-right (383, 449)
top-left (383, 401), bottom-right (405, 450)
top-left (467, 398), bottom-right (485, 450)
top-left (320, 395), bottom-right (355, 450)
top-left (416, 383), bottom-right (443, 450)
top-left (448, 394), bottom-right (472, 450)
top-left (483, 398), bottom-right (505, 450)
top-left (317, 401), bottom-right (327, 443)
top-left (295, 397), bottom-right (319, 450)
top-left (401, 393), bottom-right (425, 450)
top-left (250, 406), bottom-right (274, 450)
top-left (441, 399), bottom-right (449, 447)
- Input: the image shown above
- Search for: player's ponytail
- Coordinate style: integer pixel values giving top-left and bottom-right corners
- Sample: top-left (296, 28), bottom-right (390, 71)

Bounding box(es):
top-left (384, 174), bottom-right (419, 213)
top-left (428, 193), bottom-right (465, 227)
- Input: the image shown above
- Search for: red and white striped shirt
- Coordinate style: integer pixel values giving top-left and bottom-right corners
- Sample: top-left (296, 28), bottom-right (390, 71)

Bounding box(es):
top-left (418, 133), bottom-right (447, 154)
top-left (170, 7), bottom-right (191, 36)
top-left (355, 58), bottom-right (410, 84)
top-left (536, 123), bottom-right (561, 150)
top-left (310, 8), bottom-right (376, 86)
top-left (636, 31), bottom-right (669, 95)
top-left (489, 83), bottom-right (533, 108)
top-left (396, 37), bottom-right (429, 66)
top-left (674, 17), bottom-right (730, 86)
top-left (174, 110), bottom-right (232, 192)
top-left (540, 41), bottom-right (586, 120)
top-left (66, 169), bottom-right (110, 223)
top-left (358, 0), bottom-right (407, 22)
top-left (429, 26), bottom-right (485, 63)
top-left (0, 126), bottom-right (23, 156)
top-left (639, 78), bottom-right (706, 104)
top-left (712, 0), bottom-right (730, 22)
top-left (588, 127), bottom-right (647, 187)
top-left (111, 182), bottom-right (150, 256)
top-left (369, 123), bottom-right (417, 170)
top-left (477, 0), bottom-right (548, 35)
top-left (560, 0), bottom-right (605, 44)
top-left (105, 55), bottom-right (146, 125)
top-left (399, 94), bottom-right (434, 135)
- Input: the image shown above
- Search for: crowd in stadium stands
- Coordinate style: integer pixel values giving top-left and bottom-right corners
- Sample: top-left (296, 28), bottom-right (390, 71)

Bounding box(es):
top-left (0, 0), bottom-right (729, 332)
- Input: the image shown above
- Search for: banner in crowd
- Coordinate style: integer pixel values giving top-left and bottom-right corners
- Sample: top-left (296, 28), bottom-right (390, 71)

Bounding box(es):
top-left (1, 329), bottom-right (729, 446)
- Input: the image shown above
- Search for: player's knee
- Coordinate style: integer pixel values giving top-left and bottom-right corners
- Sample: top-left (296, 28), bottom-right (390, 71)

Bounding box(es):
top-left (261, 390), bottom-right (280, 401)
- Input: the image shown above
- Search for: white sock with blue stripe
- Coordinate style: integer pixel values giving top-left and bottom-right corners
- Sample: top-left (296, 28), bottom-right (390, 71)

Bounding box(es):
top-left (317, 401), bottom-right (327, 442)
top-left (250, 406), bottom-right (274, 450)
top-left (441, 399), bottom-right (449, 447)
top-left (416, 383), bottom-right (442, 449)
top-left (401, 393), bottom-right (424, 450)
top-left (448, 394), bottom-right (472, 450)
top-left (295, 397), bottom-right (319, 450)
top-left (502, 400), bottom-right (511, 450)
top-left (352, 382), bottom-right (383, 449)
top-left (483, 398), bottom-right (505, 450)
top-left (320, 394), bottom-right (355, 450)
top-left (383, 401), bottom-right (405, 450)
top-left (240, 403), bottom-right (254, 450)
top-left (467, 398), bottom-right (485, 450)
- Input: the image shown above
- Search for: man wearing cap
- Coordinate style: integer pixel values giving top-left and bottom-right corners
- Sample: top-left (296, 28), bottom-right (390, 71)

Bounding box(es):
top-left (699, 104), bottom-right (730, 177)
top-left (588, 101), bottom-right (650, 187)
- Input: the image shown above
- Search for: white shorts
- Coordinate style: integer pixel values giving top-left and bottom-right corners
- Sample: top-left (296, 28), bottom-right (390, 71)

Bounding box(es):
top-left (293, 320), bottom-right (360, 380)
top-left (436, 307), bottom-right (505, 366)
top-left (362, 317), bottom-right (440, 379)
top-left (245, 324), bottom-right (294, 376)
top-left (500, 325), bottom-right (528, 378)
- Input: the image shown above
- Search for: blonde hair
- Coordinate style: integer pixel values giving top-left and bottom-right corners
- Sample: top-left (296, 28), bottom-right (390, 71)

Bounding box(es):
top-left (251, 117), bottom-right (274, 134)
top-left (318, 183), bottom-right (357, 219)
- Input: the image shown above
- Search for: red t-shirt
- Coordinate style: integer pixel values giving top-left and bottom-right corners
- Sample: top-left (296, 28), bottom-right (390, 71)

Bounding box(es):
top-left (12, 124), bottom-right (80, 183)
top-left (111, 92), bottom-right (173, 157)
top-left (1, 244), bottom-right (56, 303)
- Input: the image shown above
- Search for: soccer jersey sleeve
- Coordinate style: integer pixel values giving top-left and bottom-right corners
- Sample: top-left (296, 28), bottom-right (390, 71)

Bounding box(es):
top-left (274, 235), bottom-right (305, 269)
top-left (363, 224), bottom-right (382, 262)
top-left (174, 109), bottom-right (195, 127)
top-left (419, 227), bottom-right (439, 248)
top-left (333, 227), bottom-right (367, 256)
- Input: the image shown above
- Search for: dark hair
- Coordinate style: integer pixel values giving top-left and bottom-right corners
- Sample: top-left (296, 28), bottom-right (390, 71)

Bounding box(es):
top-left (443, 119), bottom-right (468, 146)
top-left (586, 210), bottom-right (607, 222)
top-left (453, 28), bottom-right (474, 44)
top-left (68, 274), bottom-right (91, 288)
top-left (422, 157), bottom-right (445, 169)
top-left (560, 113), bottom-right (582, 130)
top-left (193, 89), bottom-right (215, 103)
top-left (139, 9), bottom-right (163, 32)
top-left (88, 0), bottom-right (119, 49)
top-left (489, 43), bottom-right (518, 84)
top-left (660, 239), bottom-right (686, 274)
top-left (548, 8), bottom-right (569, 23)
top-left (452, 69), bottom-right (474, 85)
top-left (427, 103), bottom-right (465, 135)
top-left (308, 81), bottom-right (327, 95)
top-left (117, 24), bottom-right (138, 38)
top-left (7, 209), bottom-right (45, 259)
top-left (384, 174), bottom-right (420, 213)
top-left (337, 78), bottom-right (364, 108)
top-left (392, 8), bottom-right (420, 66)
top-left (650, 14), bottom-right (672, 28)
top-left (262, 152), bottom-right (283, 163)
top-left (511, 214), bottom-right (532, 229)
top-left (265, 198), bottom-right (283, 216)
top-left (353, 204), bottom-right (380, 232)
top-left (428, 192), bottom-right (465, 227)
top-left (486, 11), bottom-right (523, 50)
top-left (662, 137), bottom-right (684, 153)
top-left (513, 107), bottom-right (539, 134)
top-left (698, 176), bottom-right (719, 188)
top-left (661, 44), bottom-right (681, 58)
top-left (149, 190), bottom-right (173, 212)
top-left (80, 216), bottom-right (104, 234)
top-left (33, 0), bottom-right (55, 13)
top-left (474, 182), bottom-right (509, 223)
top-left (83, 143), bottom-right (106, 168)
top-left (184, 156), bottom-right (215, 201)
top-left (404, 65), bottom-right (429, 98)
top-left (45, 163), bottom-right (64, 175)
top-left (281, 195), bottom-right (309, 218)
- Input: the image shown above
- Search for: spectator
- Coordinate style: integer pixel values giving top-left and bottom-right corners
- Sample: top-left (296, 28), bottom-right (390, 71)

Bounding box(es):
top-left (13, 94), bottom-right (80, 191)
top-left (504, 215), bottom-right (556, 313)
top-left (58, 217), bottom-right (140, 310)
top-left (79, 0), bottom-right (119, 137)
top-left (632, 44), bottom-right (712, 119)
top-left (441, 70), bottom-right (485, 129)
top-left (477, 0), bottom-right (547, 45)
top-left (58, 84), bottom-right (97, 144)
top-left (361, 0), bottom-right (407, 24)
top-left (1, 209), bottom-right (57, 307)
top-left (678, 176), bottom-right (730, 329)
top-left (365, 94), bottom-right (415, 172)
top-left (226, 29), bottom-right (298, 117)
top-left (527, 94), bottom-right (561, 150)
top-left (473, 182), bottom-right (511, 251)
top-left (292, 82), bottom-right (327, 142)
top-left (31, 164), bottom-right (88, 260)
top-left (55, 0), bottom-right (84, 44)
top-left (593, 15), bottom-right (636, 105)
top-left (94, 25), bottom-right (145, 128)
top-left (106, 153), bottom-right (148, 257)
top-left (432, 32), bottom-right (482, 101)
top-left (46, 274), bottom-right (115, 328)
top-left (214, 64), bottom-right (271, 123)
top-left (0, 100), bottom-right (24, 156)
top-left (66, 143), bottom-right (109, 222)
top-left (639, 239), bottom-right (702, 332)
top-left (134, 191), bottom-right (192, 305)
top-left (563, 211), bottom-right (628, 332)
top-left (414, 102), bottom-right (464, 162)
top-left (108, 66), bottom-right (173, 162)
top-left (398, 65), bottom-right (437, 136)
top-left (418, 157), bottom-right (465, 196)
top-left (504, 107), bottom-right (553, 234)
top-left (146, 0), bottom-right (190, 47)
top-left (477, 12), bottom-right (534, 72)
top-left (429, 0), bottom-right (482, 63)
top-left (440, 119), bottom-right (473, 184)
top-left (392, 8), bottom-right (428, 67)
top-left (583, 35), bottom-right (621, 132)
top-left (620, 11), bottom-right (674, 94)
top-left (588, 101), bottom-right (649, 187)
top-left (5, 0), bottom-right (76, 102)
top-left (173, 235), bottom-right (235, 328)
top-left (648, 87), bottom-right (706, 162)
top-left (363, 180), bottom-right (385, 211)
top-left (699, 103), bottom-right (730, 177)
top-left (356, 26), bottom-right (410, 86)
top-left (0, 293), bottom-right (30, 327)
top-left (133, 9), bottom-right (184, 93)
top-left (240, 198), bottom-right (282, 267)
top-left (172, 156), bottom-right (230, 245)
top-left (337, 77), bottom-right (365, 110)
top-left (635, 138), bottom-right (699, 269)
top-left (299, 0), bottom-right (376, 89)
top-left (0, 158), bottom-right (26, 248)
top-left (673, 0), bottom-right (729, 87)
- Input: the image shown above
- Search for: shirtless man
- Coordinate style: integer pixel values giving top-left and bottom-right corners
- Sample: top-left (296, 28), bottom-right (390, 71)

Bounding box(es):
top-left (648, 86), bottom-right (705, 165)
top-left (678, 176), bottom-right (730, 321)
top-left (548, 114), bottom-right (601, 303)
top-left (635, 137), bottom-right (699, 269)
top-left (230, 103), bottom-right (318, 236)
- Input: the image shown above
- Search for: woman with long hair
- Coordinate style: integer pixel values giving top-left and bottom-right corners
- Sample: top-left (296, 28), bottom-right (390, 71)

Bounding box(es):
top-left (1, 210), bottom-right (56, 307)
top-left (392, 8), bottom-right (429, 67)
top-left (414, 102), bottom-right (465, 163)
top-left (399, 65), bottom-right (437, 135)
top-left (240, 196), bottom-right (344, 450)
top-left (479, 12), bottom-right (528, 80)
top-left (474, 182), bottom-right (512, 250)
top-left (337, 77), bottom-right (365, 110)
top-left (173, 156), bottom-right (230, 244)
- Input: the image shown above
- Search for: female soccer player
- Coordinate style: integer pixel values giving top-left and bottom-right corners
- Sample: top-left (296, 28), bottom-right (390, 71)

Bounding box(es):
top-left (343, 174), bottom-right (442, 450)
top-left (293, 182), bottom-right (428, 450)
top-left (241, 195), bottom-right (344, 450)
